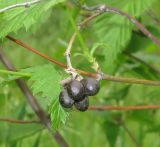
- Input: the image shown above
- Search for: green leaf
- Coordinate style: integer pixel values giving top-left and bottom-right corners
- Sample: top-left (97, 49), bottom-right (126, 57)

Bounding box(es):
top-left (28, 64), bottom-right (61, 105)
top-left (103, 120), bottom-right (119, 147)
top-left (94, 0), bottom-right (157, 67)
top-left (126, 26), bottom-right (160, 53)
top-left (0, 76), bottom-right (19, 87)
top-left (0, 0), bottom-right (65, 38)
top-left (32, 132), bottom-right (42, 147)
top-left (126, 31), bottom-right (153, 53)
top-left (0, 122), bottom-right (43, 142)
top-left (27, 64), bottom-right (69, 129)
top-left (0, 69), bottom-right (31, 87)
top-left (128, 110), bottom-right (155, 126)
top-left (90, 42), bottom-right (109, 56)
top-left (8, 123), bottom-right (43, 141)
top-left (49, 99), bottom-right (69, 129)
top-left (106, 85), bottom-right (130, 101)
top-left (147, 125), bottom-right (160, 133)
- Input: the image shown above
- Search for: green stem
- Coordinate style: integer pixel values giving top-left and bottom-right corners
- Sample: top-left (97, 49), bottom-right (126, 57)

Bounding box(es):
top-left (0, 69), bottom-right (32, 78)
top-left (66, 9), bottom-right (91, 59)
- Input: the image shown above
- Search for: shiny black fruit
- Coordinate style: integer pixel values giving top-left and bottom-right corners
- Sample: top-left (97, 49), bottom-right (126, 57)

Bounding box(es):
top-left (81, 78), bottom-right (100, 96)
top-left (74, 97), bottom-right (89, 112)
top-left (59, 90), bottom-right (74, 108)
top-left (67, 80), bottom-right (84, 101)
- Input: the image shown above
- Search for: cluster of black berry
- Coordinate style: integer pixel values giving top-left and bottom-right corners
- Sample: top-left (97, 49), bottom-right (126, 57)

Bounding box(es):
top-left (59, 77), bottom-right (100, 112)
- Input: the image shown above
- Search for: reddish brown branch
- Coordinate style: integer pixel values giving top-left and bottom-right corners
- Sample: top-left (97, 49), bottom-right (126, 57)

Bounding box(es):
top-left (89, 105), bottom-right (160, 111)
top-left (6, 35), bottom-right (160, 86)
top-left (0, 118), bottom-right (40, 124)
top-left (6, 35), bottom-right (66, 68)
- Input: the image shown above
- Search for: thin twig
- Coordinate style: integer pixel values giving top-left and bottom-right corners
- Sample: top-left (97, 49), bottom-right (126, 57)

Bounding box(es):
top-left (65, 32), bottom-right (77, 69)
top-left (6, 35), bottom-right (160, 86)
top-left (89, 105), bottom-right (160, 111)
top-left (78, 12), bottom-right (100, 27)
top-left (0, 48), bottom-right (69, 147)
top-left (65, 32), bottom-right (78, 78)
top-left (0, 0), bottom-right (41, 13)
top-left (79, 4), bottom-right (160, 47)
top-left (0, 118), bottom-right (40, 124)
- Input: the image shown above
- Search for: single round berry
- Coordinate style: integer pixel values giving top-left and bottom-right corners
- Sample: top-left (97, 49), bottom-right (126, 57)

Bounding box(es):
top-left (74, 97), bottom-right (89, 112)
top-left (81, 78), bottom-right (100, 96)
top-left (67, 80), bottom-right (84, 101)
top-left (59, 90), bottom-right (74, 108)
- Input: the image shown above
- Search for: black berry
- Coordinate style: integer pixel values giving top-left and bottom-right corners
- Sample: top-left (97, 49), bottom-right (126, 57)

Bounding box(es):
top-left (59, 89), bottom-right (74, 108)
top-left (74, 97), bottom-right (89, 112)
top-left (67, 80), bottom-right (84, 101)
top-left (81, 78), bottom-right (100, 96)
